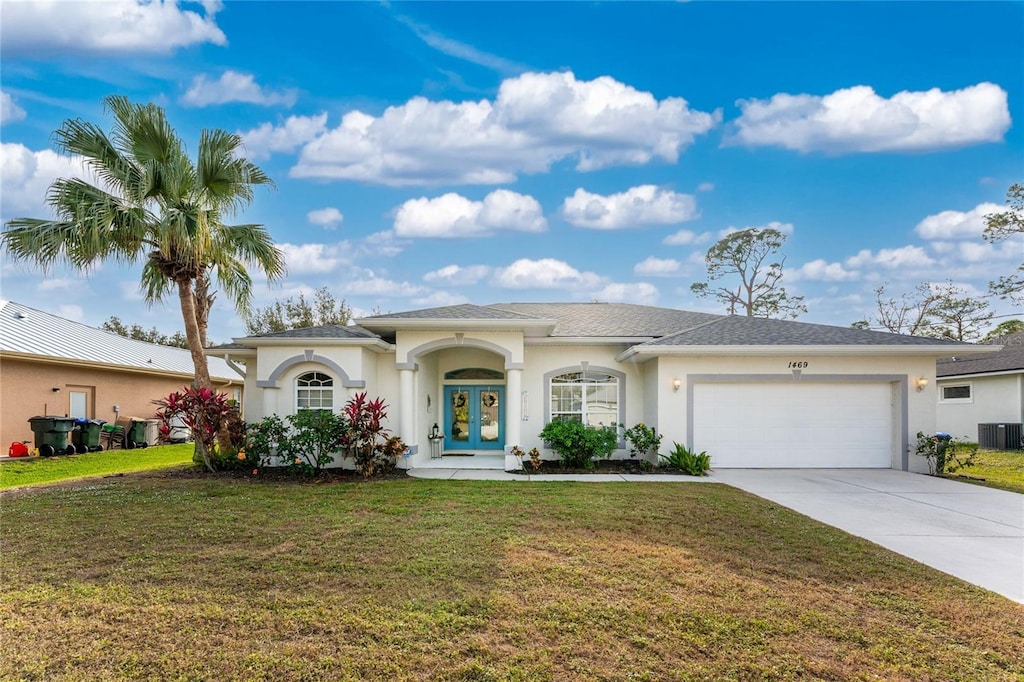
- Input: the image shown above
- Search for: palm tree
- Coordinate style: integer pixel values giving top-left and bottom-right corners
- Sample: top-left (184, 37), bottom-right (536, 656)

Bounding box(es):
top-left (2, 95), bottom-right (286, 392)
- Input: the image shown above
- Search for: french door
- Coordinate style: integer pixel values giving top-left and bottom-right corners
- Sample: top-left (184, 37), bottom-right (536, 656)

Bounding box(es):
top-left (444, 386), bottom-right (504, 450)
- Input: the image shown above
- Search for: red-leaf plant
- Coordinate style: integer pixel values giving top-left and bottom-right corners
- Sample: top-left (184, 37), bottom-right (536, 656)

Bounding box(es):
top-left (153, 387), bottom-right (233, 472)
top-left (341, 392), bottom-right (405, 476)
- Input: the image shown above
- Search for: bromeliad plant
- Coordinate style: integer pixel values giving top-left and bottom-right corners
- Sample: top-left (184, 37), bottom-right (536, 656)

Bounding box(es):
top-left (342, 392), bottom-right (407, 477)
top-left (660, 442), bottom-right (711, 476)
top-left (153, 387), bottom-right (234, 472)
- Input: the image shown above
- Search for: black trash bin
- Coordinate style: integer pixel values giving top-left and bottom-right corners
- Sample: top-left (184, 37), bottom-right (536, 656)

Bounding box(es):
top-left (71, 418), bottom-right (107, 453)
top-left (28, 415), bottom-right (77, 457)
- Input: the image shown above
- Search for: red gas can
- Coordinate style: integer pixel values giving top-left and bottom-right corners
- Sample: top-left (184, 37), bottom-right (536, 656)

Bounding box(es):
top-left (8, 442), bottom-right (29, 457)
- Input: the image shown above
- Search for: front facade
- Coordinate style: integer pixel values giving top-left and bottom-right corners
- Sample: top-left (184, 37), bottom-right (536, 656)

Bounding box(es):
top-left (211, 302), bottom-right (988, 473)
top-left (0, 301), bottom-right (244, 448)
top-left (936, 333), bottom-right (1024, 445)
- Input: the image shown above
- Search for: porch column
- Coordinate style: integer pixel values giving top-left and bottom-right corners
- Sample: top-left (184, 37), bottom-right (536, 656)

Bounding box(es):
top-left (506, 368), bottom-right (522, 446)
top-left (399, 368), bottom-right (415, 453)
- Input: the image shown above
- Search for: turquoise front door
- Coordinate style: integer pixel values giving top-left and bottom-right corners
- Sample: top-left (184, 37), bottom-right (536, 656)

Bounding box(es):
top-left (444, 386), bottom-right (504, 450)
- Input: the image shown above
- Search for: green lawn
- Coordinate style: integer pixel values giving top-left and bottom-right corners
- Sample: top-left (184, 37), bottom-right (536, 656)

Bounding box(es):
top-left (952, 448), bottom-right (1024, 494)
top-left (0, 443), bottom-right (194, 490)
top-left (1, 474), bottom-right (1021, 680)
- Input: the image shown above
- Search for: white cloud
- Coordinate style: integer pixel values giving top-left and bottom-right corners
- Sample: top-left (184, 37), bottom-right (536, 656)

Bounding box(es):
top-left (634, 257), bottom-right (682, 276)
top-left (1, 91), bottom-right (26, 124)
top-left (286, 70), bottom-right (719, 185)
top-left (846, 245), bottom-right (934, 269)
top-left (1, 0), bottom-right (226, 55)
top-left (344, 277), bottom-right (427, 297)
top-left (396, 15), bottom-right (525, 75)
top-left (914, 202), bottom-right (1003, 240)
top-left (696, 182), bottom-right (715, 192)
top-left (0, 143), bottom-right (91, 218)
top-left (411, 291), bottom-right (471, 307)
top-left (240, 113), bottom-right (328, 160)
top-left (56, 304), bottom-right (84, 322)
top-left (593, 282), bottom-right (659, 305)
top-left (561, 185), bottom-right (698, 229)
top-left (277, 243), bottom-right (352, 275)
top-left (792, 259), bottom-right (858, 282)
top-left (727, 82), bottom-right (1011, 153)
top-left (492, 258), bottom-right (604, 290)
top-left (182, 70), bottom-right (297, 108)
top-left (663, 229), bottom-right (712, 246)
top-left (423, 264), bottom-right (493, 285)
top-left (717, 221), bottom-right (795, 239)
top-left (358, 231), bottom-right (408, 258)
top-left (38, 278), bottom-right (85, 292)
top-left (307, 207), bottom-right (344, 230)
top-left (394, 190), bottom-right (546, 238)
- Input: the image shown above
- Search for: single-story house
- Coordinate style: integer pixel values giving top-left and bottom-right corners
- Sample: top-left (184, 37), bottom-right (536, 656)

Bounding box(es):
top-left (936, 332), bottom-right (1024, 447)
top-left (0, 300), bottom-right (244, 448)
top-left (208, 302), bottom-right (992, 473)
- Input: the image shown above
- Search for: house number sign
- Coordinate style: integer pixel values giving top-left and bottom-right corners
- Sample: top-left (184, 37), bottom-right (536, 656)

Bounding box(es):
top-left (787, 361), bottom-right (809, 369)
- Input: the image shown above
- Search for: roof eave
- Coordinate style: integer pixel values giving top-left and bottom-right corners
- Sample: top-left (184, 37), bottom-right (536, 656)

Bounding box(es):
top-left (0, 349), bottom-right (241, 382)
top-left (616, 343), bottom-right (996, 362)
top-left (937, 368), bottom-right (1024, 380)
top-left (355, 317), bottom-right (558, 336)
top-left (222, 337), bottom-right (396, 353)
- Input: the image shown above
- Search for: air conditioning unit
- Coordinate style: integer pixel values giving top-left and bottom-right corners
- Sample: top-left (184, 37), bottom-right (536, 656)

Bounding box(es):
top-left (977, 423), bottom-right (1023, 450)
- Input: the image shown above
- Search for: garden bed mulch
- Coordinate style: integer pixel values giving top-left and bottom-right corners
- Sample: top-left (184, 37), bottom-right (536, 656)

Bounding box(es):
top-left (510, 459), bottom-right (695, 475)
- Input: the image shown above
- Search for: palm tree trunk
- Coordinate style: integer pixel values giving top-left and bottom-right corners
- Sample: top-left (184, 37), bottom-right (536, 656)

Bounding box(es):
top-left (177, 278), bottom-right (217, 471)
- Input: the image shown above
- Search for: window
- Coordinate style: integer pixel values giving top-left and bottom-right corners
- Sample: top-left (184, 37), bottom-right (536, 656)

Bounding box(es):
top-left (940, 384), bottom-right (972, 402)
top-left (549, 370), bottom-right (620, 427)
top-left (296, 372), bottom-right (334, 410)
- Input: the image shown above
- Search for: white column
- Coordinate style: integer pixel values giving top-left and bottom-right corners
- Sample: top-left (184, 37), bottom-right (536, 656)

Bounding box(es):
top-left (504, 368), bottom-right (522, 470)
top-left (399, 368), bottom-right (415, 453)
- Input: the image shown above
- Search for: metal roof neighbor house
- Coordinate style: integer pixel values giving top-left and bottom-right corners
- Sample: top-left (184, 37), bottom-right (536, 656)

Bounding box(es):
top-left (209, 301), bottom-right (990, 472)
top-left (0, 300), bottom-right (244, 448)
top-left (936, 332), bottom-right (1024, 446)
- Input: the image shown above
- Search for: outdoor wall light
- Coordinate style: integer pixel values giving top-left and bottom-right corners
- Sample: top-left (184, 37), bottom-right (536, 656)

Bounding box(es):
top-left (672, 378), bottom-right (682, 392)
top-left (51, 386), bottom-right (61, 393)
top-left (915, 377), bottom-right (929, 392)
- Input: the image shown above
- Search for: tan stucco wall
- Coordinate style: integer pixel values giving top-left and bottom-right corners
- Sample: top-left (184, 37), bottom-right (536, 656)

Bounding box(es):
top-left (0, 357), bottom-right (241, 448)
top-left (936, 374), bottom-right (1024, 441)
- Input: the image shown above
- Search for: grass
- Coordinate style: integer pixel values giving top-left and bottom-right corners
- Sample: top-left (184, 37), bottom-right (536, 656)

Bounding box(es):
top-left (2, 474), bottom-right (1022, 680)
top-left (0, 443), bottom-right (194, 490)
top-left (952, 448), bottom-right (1024, 494)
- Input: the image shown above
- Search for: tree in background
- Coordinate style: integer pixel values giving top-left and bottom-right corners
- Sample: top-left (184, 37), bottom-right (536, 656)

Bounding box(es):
top-left (983, 183), bottom-right (1024, 305)
top-left (980, 319), bottom-right (1024, 344)
top-left (2, 95), bottom-right (285, 391)
top-left (857, 282), bottom-right (992, 342)
top-left (245, 287), bottom-right (352, 335)
top-left (690, 227), bottom-right (806, 319)
top-left (102, 316), bottom-right (189, 348)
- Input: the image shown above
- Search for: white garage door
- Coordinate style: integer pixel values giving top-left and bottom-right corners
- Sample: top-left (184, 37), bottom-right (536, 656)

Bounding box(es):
top-left (693, 382), bottom-right (894, 468)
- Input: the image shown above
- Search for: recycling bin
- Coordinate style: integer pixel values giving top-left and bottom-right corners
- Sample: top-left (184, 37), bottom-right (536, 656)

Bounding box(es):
top-left (28, 415), bottom-right (77, 457)
top-left (71, 418), bottom-right (107, 453)
top-left (123, 417), bottom-right (149, 448)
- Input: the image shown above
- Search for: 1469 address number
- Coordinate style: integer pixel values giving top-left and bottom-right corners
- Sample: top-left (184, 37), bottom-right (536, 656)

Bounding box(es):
top-left (788, 361), bottom-right (809, 369)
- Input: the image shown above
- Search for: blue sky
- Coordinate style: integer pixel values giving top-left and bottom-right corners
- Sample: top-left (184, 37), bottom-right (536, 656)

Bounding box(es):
top-left (2, 1), bottom-right (1022, 342)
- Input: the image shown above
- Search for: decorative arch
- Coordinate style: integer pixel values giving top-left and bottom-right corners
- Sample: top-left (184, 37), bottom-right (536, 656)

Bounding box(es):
top-left (543, 364), bottom-right (627, 428)
top-left (399, 336), bottom-right (524, 371)
top-left (256, 349), bottom-right (366, 389)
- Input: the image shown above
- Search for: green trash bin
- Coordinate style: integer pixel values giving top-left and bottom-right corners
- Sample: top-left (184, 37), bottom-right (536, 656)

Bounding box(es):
top-left (71, 418), bottom-right (107, 453)
top-left (124, 418), bottom-right (149, 449)
top-left (28, 415), bottom-right (77, 457)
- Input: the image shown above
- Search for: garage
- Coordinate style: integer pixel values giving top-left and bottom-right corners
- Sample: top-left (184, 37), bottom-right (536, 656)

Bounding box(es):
top-left (692, 381), bottom-right (896, 468)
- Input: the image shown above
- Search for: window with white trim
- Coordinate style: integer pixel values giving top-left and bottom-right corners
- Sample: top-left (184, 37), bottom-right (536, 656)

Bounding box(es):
top-left (549, 370), bottom-right (620, 427)
top-left (296, 372), bottom-right (334, 411)
top-left (940, 383), bottom-right (972, 402)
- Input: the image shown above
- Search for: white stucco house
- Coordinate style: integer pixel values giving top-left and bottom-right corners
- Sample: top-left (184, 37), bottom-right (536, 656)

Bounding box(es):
top-left (208, 302), bottom-right (991, 473)
top-left (936, 332), bottom-right (1024, 448)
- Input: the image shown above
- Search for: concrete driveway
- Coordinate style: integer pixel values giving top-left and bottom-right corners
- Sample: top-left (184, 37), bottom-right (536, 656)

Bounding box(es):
top-left (711, 469), bottom-right (1024, 603)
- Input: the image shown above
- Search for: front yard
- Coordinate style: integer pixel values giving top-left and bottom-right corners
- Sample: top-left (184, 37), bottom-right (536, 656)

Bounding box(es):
top-left (2, 474), bottom-right (1021, 680)
top-left (953, 448), bottom-right (1024, 494)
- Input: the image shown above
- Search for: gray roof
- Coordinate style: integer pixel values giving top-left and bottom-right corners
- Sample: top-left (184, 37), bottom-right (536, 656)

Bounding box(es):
top-left (938, 332), bottom-right (1024, 377)
top-left (0, 300), bottom-right (240, 381)
top-left (489, 303), bottom-right (722, 337)
top-left (645, 315), bottom-right (970, 347)
top-left (244, 324), bottom-right (380, 340)
top-left (364, 303), bottom-right (539, 321)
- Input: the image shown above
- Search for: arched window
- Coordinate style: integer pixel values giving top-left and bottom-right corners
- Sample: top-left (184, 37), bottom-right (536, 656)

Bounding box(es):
top-left (549, 370), bottom-right (620, 427)
top-left (296, 372), bottom-right (334, 411)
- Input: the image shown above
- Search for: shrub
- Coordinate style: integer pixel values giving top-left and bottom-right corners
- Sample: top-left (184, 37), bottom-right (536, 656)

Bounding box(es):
top-left (282, 410), bottom-right (347, 474)
top-left (660, 442), bottom-right (711, 476)
top-left (341, 392), bottom-right (407, 477)
top-left (915, 432), bottom-right (978, 476)
top-left (539, 419), bottom-right (619, 469)
top-left (623, 422), bottom-right (662, 460)
top-left (244, 415), bottom-right (288, 473)
top-left (153, 387), bottom-right (234, 472)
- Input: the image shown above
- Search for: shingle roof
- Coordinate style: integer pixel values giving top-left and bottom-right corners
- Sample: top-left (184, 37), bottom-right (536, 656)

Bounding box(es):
top-left (245, 324), bottom-right (380, 340)
top-left (488, 302), bottom-right (722, 337)
top-left (0, 300), bottom-right (240, 380)
top-left (365, 303), bottom-right (538, 321)
top-left (937, 332), bottom-right (1024, 377)
top-left (644, 315), bottom-right (969, 347)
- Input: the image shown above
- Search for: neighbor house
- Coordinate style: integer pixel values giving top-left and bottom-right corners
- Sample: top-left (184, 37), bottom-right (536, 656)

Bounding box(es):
top-left (208, 302), bottom-right (992, 473)
top-left (936, 332), bottom-right (1024, 447)
top-left (0, 300), bottom-right (244, 448)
